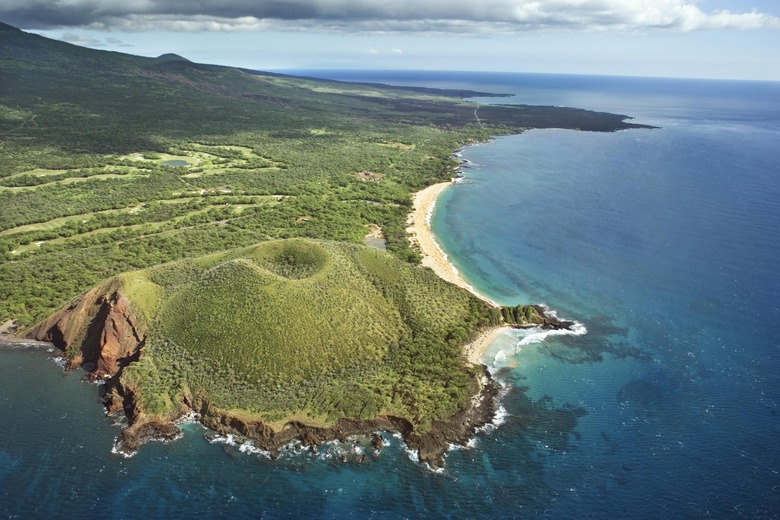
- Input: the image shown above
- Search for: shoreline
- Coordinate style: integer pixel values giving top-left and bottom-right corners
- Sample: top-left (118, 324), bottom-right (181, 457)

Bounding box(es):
top-left (110, 364), bottom-right (501, 470)
top-left (406, 182), bottom-right (499, 307)
top-left (0, 333), bottom-right (54, 348)
top-left (463, 326), bottom-right (513, 365)
top-left (406, 178), bottom-right (512, 367)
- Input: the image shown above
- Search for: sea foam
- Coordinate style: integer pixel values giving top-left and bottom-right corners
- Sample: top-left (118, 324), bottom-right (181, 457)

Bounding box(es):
top-left (517, 320), bottom-right (588, 346)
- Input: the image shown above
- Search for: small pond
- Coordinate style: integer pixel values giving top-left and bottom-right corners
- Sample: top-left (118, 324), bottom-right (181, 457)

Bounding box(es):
top-left (161, 160), bottom-right (190, 167)
top-left (363, 235), bottom-right (387, 251)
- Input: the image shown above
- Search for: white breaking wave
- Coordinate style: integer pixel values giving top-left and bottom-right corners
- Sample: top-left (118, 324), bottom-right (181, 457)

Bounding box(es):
top-left (493, 405), bottom-right (509, 426)
top-left (482, 307), bottom-right (588, 368)
top-left (111, 441), bottom-right (136, 459)
top-left (238, 442), bottom-right (272, 458)
top-left (517, 320), bottom-right (588, 346)
top-left (208, 433), bottom-right (238, 446)
top-left (174, 410), bottom-right (199, 425)
top-left (405, 446), bottom-right (419, 463)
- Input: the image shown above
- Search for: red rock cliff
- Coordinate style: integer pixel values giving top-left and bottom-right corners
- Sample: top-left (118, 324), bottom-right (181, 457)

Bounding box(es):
top-left (26, 283), bottom-right (146, 379)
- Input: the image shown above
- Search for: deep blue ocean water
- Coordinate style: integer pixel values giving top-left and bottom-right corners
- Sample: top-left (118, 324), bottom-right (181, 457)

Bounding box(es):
top-left (3, 72), bottom-right (780, 519)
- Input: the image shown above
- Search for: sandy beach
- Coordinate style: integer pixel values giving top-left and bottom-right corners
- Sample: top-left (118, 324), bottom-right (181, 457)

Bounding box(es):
top-left (406, 182), bottom-right (498, 307)
top-left (407, 181), bottom-right (511, 364)
top-left (463, 326), bottom-right (513, 365)
top-left (0, 320), bottom-right (15, 335)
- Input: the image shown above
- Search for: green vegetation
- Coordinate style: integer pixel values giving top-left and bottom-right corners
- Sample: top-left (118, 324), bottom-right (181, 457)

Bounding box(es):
top-left (0, 22), bottom-right (648, 437)
top-left (112, 239), bottom-right (499, 428)
top-left (502, 304), bottom-right (546, 326)
top-left (0, 22), bottom-right (645, 329)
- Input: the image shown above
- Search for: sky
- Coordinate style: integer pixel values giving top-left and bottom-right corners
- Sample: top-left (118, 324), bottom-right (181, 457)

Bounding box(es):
top-left (3, 0), bottom-right (780, 81)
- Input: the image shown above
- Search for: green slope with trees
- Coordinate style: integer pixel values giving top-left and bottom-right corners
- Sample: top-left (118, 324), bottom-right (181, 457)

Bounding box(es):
top-left (0, 22), bottom-right (649, 459)
top-left (107, 239), bottom-right (499, 429)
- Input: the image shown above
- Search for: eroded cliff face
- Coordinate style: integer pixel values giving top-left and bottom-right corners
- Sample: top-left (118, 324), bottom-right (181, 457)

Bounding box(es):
top-left (26, 284), bottom-right (147, 379)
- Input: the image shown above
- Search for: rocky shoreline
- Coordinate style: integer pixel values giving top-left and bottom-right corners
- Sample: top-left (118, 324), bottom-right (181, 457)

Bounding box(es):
top-left (18, 278), bottom-right (508, 468)
top-left (106, 364), bottom-right (501, 468)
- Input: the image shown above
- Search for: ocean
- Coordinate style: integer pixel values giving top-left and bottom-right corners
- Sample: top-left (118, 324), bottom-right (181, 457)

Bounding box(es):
top-left (2, 72), bottom-right (779, 519)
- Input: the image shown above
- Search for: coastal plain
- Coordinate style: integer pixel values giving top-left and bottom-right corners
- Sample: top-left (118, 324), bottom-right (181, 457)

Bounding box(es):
top-left (0, 22), bottom-right (649, 465)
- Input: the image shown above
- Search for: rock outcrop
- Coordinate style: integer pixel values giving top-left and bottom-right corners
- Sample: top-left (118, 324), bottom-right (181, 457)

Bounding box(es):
top-left (404, 369), bottom-right (500, 466)
top-left (109, 365), bottom-right (501, 469)
top-left (501, 304), bottom-right (574, 330)
top-left (26, 283), bottom-right (146, 379)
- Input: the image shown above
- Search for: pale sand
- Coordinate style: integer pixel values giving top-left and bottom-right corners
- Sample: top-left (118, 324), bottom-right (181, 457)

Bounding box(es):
top-left (463, 326), bottom-right (513, 365)
top-left (365, 223), bottom-right (384, 240)
top-left (406, 182), bottom-right (498, 307)
top-left (0, 320), bottom-right (16, 335)
top-left (407, 182), bottom-right (509, 365)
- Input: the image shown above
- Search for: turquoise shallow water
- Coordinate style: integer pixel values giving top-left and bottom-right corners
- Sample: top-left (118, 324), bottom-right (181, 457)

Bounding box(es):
top-left (2, 73), bottom-right (780, 519)
top-left (429, 73), bottom-right (780, 518)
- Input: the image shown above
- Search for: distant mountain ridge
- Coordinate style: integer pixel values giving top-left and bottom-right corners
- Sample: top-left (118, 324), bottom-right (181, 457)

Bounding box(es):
top-left (0, 20), bottom-right (649, 152)
top-left (154, 53), bottom-right (191, 62)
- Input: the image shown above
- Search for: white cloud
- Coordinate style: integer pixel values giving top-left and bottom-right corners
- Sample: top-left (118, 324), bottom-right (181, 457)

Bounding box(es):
top-left (3, 0), bottom-right (779, 33)
top-left (105, 36), bottom-right (131, 46)
top-left (359, 47), bottom-right (404, 57)
top-left (60, 33), bottom-right (107, 47)
top-left (55, 31), bottom-right (132, 48)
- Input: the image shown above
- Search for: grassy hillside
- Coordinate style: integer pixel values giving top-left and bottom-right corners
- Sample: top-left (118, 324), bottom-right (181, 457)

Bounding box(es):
top-left (91, 239), bottom-right (498, 429)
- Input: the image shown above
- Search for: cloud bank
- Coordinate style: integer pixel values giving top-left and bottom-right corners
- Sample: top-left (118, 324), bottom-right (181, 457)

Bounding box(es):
top-left (3, 0), bottom-right (779, 33)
